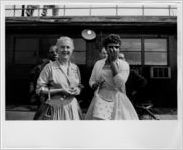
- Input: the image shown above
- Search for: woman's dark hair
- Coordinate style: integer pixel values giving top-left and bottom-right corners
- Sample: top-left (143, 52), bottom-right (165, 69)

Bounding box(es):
top-left (102, 34), bottom-right (121, 48)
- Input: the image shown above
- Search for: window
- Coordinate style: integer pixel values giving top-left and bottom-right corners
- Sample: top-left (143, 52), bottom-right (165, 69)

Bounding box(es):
top-left (15, 38), bottom-right (39, 64)
top-left (144, 39), bottom-right (167, 65)
top-left (71, 38), bottom-right (86, 64)
top-left (14, 37), bottom-right (86, 65)
top-left (120, 38), bottom-right (168, 66)
top-left (150, 66), bottom-right (171, 78)
top-left (120, 39), bottom-right (141, 65)
top-left (39, 37), bottom-right (58, 58)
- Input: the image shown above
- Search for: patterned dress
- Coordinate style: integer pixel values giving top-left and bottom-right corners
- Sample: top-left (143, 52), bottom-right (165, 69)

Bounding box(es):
top-left (35, 60), bottom-right (83, 120)
top-left (85, 58), bottom-right (139, 120)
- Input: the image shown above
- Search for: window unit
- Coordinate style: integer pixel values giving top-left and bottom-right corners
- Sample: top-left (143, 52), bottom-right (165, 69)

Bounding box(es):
top-left (120, 38), bottom-right (141, 65)
top-left (150, 66), bottom-right (171, 79)
top-left (144, 39), bottom-right (167, 65)
top-left (12, 36), bottom-right (86, 65)
top-left (120, 37), bottom-right (168, 66)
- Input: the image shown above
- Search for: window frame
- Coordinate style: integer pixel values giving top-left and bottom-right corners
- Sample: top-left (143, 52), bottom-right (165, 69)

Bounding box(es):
top-left (119, 35), bottom-right (169, 66)
top-left (11, 35), bottom-right (87, 65)
top-left (120, 38), bottom-right (142, 65)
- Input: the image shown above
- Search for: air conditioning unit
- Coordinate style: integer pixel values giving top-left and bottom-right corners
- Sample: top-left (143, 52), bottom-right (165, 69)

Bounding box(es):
top-left (150, 66), bottom-right (171, 79)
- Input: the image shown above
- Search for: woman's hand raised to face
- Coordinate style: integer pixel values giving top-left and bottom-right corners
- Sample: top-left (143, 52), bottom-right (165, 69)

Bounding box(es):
top-left (106, 44), bottom-right (120, 76)
top-left (107, 48), bottom-right (118, 63)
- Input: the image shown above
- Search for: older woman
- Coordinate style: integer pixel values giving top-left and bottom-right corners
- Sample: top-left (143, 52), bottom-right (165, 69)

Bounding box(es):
top-left (85, 34), bottom-right (139, 120)
top-left (35, 36), bottom-right (83, 120)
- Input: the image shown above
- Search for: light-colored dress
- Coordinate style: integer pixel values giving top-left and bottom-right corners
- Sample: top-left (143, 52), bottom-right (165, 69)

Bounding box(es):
top-left (36, 61), bottom-right (83, 120)
top-left (85, 58), bottom-right (139, 120)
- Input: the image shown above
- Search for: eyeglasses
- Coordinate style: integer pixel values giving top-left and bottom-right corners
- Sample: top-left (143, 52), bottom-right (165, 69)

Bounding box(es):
top-left (107, 45), bottom-right (120, 49)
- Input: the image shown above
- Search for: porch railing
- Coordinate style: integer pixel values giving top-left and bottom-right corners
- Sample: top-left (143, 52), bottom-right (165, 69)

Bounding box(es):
top-left (5, 5), bottom-right (177, 17)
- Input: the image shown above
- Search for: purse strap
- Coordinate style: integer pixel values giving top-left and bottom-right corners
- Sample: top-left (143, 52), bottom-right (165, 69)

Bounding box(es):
top-left (48, 88), bottom-right (51, 101)
top-left (47, 80), bottom-right (53, 101)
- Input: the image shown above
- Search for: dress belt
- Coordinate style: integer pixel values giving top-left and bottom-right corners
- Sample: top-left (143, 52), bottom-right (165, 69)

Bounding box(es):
top-left (50, 93), bottom-right (74, 100)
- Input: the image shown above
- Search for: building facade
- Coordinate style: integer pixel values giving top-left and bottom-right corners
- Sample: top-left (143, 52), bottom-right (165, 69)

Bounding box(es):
top-left (5, 5), bottom-right (177, 108)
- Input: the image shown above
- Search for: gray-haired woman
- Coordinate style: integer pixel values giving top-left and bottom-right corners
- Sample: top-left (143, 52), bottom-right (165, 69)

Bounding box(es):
top-left (34, 36), bottom-right (83, 120)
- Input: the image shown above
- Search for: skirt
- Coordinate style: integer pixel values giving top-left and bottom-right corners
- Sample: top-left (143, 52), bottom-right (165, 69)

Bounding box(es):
top-left (92, 93), bottom-right (114, 120)
top-left (85, 90), bottom-right (139, 120)
top-left (33, 97), bottom-right (83, 120)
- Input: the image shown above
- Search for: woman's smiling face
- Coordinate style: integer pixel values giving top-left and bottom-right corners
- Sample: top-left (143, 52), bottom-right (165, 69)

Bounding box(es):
top-left (57, 39), bottom-right (74, 61)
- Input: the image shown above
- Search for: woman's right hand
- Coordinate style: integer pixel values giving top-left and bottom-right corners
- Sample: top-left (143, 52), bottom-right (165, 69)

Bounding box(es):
top-left (92, 80), bottom-right (105, 91)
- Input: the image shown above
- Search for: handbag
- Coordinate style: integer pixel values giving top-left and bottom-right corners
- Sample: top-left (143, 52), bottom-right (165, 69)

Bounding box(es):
top-left (33, 88), bottom-right (63, 120)
top-left (93, 87), bottom-right (114, 120)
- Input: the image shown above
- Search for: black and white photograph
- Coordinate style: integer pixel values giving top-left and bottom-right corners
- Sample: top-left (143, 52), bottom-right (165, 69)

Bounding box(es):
top-left (1, 0), bottom-right (182, 149)
top-left (5, 3), bottom-right (178, 121)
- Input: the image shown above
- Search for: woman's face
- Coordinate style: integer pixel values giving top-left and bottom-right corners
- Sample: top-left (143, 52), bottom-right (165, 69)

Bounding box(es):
top-left (106, 43), bottom-right (120, 55)
top-left (57, 39), bottom-right (74, 61)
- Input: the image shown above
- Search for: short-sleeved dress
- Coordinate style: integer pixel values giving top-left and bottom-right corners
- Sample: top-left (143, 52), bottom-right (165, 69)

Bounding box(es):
top-left (35, 60), bottom-right (83, 120)
top-left (85, 58), bottom-right (139, 120)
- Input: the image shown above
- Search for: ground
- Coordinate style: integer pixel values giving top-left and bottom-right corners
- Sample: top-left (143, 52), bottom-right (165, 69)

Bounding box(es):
top-left (5, 105), bottom-right (177, 120)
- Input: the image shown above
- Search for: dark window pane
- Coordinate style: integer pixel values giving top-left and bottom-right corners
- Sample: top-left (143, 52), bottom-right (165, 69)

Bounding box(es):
top-left (15, 51), bottom-right (37, 64)
top-left (145, 39), bottom-right (167, 52)
top-left (40, 37), bottom-right (57, 57)
top-left (145, 52), bottom-right (167, 65)
top-left (15, 38), bottom-right (39, 64)
top-left (15, 38), bottom-right (39, 51)
top-left (121, 39), bottom-right (141, 51)
top-left (73, 38), bottom-right (86, 51)
top-left (71, 52), bottom-right (86, 64)
top-left (122, 52), bottom-right (141, 65)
